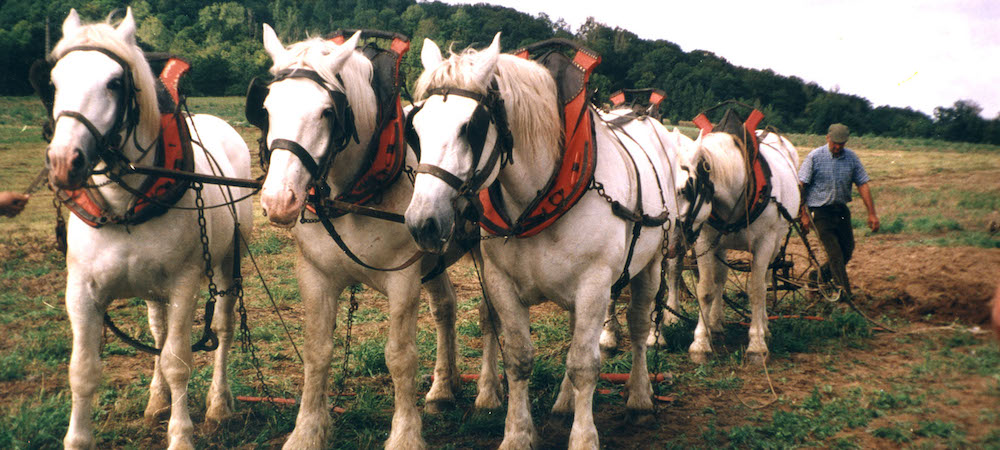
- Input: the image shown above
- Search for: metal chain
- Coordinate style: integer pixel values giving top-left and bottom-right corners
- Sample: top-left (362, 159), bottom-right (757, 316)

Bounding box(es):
top-left (333, 284), bottom-right (361, 409)
top-left (237, 278), bottom-right (279, 405)
top-left (194, 183), bottom-right (220, 299)
top-left (648, 224), bottom-right (671, 407)
top-left (591, 180), bottom-right (616, 206)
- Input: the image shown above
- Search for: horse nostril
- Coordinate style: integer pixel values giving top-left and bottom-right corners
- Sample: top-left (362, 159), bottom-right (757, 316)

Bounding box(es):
top-left (70, 148), bottom-right (86, 171)
top-left (421, 217), bottom-right (439, 239)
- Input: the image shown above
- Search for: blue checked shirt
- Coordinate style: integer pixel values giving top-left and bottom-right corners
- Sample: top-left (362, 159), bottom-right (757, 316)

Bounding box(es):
top-left (798, 145), bottom-right (870, 208)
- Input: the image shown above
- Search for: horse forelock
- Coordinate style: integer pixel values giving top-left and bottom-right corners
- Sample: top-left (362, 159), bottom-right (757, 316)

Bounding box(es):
top-left (415, 50), bottom-right (562, 162)
top-left (51, 22), bottom-right (160, 143)
top-left (271, 38), bottom-right (377, 135)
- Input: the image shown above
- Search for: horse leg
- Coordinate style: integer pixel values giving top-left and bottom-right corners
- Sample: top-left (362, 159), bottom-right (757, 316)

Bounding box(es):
top-left (492, 284), bottom-right (538, 450)
top-left (144, 300), bottom-right (171, 424)
top-left (160, 274), bottom-right (201, 450)
top-left (707, 251), bottom-right (729, 334)
top-left (647, 255), bottom-right (682, 347)
top-left (746, 240), bottom-right (780, 364)
top-left (566, 282), bottom-right (611, 450)
top-left (626, 267), bottom-right (656, 414)
top-left (384, 277), bottom-right (426, 449)
top-left (420, 272), bottom-right (459, 413)
top-left (62, 275), bottom-right (106, 450)
top-left (475, 296), bottom-right (503, 410)
top-left (552, 312), bottom-right (577, 416)
top-left (689, 248), bottom-right (727, 363)
top-left (205, 257), bottom-right (237, 425)
top-left (599, 297), bottom-right (621, 356)
top-left (284, 260), bottom-right (344, 450)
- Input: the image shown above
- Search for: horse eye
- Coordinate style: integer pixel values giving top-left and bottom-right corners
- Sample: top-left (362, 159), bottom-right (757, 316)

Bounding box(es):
top-left (459, 122), bottom-right (469, 137)
top-left (106, 78), bottom-right (123, 90)
top-left (322, 107), bottom-right (334, 118)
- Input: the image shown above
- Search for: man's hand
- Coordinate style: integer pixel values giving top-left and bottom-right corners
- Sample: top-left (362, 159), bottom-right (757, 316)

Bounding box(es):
top-left (0, 192), bottom-right (29, 217)
top-left (798, 206), bottom-right (811, 234)
top-left (867, 213), bottom-right (880, 232)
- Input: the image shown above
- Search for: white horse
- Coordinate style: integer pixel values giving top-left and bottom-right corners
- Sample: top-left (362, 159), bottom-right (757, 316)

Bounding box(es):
top-left (47, 8), bottom-right (252, 450)
top-left (673, 128), bottom-right (801, 363)
top-left (596, 106), bottom-right (693, 352)
top-left (405, 34), bottom-right (686, 449)
top-left (256, 25), bottom-right (459, 449)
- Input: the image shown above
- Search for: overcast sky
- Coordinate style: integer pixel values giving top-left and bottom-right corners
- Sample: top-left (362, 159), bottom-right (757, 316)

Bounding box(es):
top-left (435, 0), bottom-right (1000, 118)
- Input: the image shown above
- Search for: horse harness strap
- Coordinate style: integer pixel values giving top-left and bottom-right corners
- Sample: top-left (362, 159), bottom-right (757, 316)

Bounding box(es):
top-left (41, 51), bottom-right (196, 228)
top-left (596, 115), bottom-right (672, 300)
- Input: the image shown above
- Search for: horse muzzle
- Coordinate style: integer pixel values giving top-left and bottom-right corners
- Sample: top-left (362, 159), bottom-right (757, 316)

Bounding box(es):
top-left (260, 186), bottom-right (304, 228)
top-left (405, 212), bottom-right (453, 255)
top-left (46, 145), bottom-right (90, 190)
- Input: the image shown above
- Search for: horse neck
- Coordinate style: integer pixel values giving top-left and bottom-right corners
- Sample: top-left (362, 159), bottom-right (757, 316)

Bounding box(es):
top-left (496, 130), bottom-right (559, 215)
top-left (325, 105), bottom-right (376, 198)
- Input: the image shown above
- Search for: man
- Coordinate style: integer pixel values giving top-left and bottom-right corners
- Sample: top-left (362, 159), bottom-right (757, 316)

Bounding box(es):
top-left (798, 123), bottom-right (879, 299)
top-left (0, 191), bottom-right (29, 217)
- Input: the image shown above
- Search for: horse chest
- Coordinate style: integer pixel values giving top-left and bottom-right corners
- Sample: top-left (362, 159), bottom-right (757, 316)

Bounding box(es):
top-left (68, 222), bottom-right (201, 299)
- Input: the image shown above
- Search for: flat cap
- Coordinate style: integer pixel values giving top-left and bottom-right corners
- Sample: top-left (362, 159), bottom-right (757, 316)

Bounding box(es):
top-left (828, 123), bottom-right (849, 144)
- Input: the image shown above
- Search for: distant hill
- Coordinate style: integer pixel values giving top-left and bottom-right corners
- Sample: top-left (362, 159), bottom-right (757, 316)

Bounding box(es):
top-left (1, 0), bottom-right (996, 143)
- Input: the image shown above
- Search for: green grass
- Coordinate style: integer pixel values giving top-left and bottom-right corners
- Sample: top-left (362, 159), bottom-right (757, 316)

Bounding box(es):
top-left (0, 389), bottom-right (71, 448)
top-left (2, 96), bottom-right (998, 448)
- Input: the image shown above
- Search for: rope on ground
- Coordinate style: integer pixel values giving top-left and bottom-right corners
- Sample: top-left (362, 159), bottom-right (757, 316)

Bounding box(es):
top-left (738, 358), bottom-right (779, 410)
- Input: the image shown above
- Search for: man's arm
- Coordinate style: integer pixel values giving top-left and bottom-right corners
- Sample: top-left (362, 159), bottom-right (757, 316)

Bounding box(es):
top-left (857, 182), bottom-right (879, 232)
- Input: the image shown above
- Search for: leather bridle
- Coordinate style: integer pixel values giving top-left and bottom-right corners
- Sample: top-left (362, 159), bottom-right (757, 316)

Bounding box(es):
top-left (247, 68), bottom-right (359, 198)
top-left (678, 159), bottom-right (715, 245)
top-left (404, 85), bottom-right (513, 198)
top-left (45, 46), bottom-right (143, 172)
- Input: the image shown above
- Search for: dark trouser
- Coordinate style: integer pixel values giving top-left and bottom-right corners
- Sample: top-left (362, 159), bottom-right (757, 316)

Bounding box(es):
top-left (811, 204), bottom-right (854, 297)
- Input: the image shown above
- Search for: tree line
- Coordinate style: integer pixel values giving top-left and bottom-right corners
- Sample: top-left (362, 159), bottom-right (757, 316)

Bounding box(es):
top-left (2, 0), bottom-right (998, 145)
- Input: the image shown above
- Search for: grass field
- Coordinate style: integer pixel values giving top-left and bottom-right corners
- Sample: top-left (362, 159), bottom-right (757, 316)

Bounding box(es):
top-left (1, 96), bottom-right (998, 448)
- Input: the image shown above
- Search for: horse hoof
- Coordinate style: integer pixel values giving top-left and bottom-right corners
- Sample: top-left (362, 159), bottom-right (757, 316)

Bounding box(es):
top-left (626, 408), bottom-right (656, 426)
top-left (144, 407), bottom-right (170, 427)
top-left (474, 390), bottom-right (503, 411)
top-left (746, 351), bottom-right (769, 365)
top-left (424, 398), bottom-right (455, 414)
top-left (201, 419), bottom-right (222, 434)
top-left (689, 351), bottom-right (711, 364)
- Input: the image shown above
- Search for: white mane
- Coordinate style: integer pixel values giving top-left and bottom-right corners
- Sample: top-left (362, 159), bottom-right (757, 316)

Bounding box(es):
top-left (51, 19), bottom-right (160, 142)
top-left (414, 48), bottom-right (562, 161)
top-left (270, 37), bottom-right (377, 136)
top-left (694, 132), bottom-right (747, 193)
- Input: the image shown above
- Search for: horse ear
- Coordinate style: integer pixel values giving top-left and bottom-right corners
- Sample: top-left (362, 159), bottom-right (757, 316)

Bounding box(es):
top-left (262, 24), bottom-right (288, 63)
top-left (115, 7), bottom-right (137, 44)
top-left (471, 32), bottom-right (501, 86)
top-left (421, 38), bottom-right (443, 70)
top-left (325, 30), bottom-right (360, 73)
top-left (62, 9), bottom-right (82, 38)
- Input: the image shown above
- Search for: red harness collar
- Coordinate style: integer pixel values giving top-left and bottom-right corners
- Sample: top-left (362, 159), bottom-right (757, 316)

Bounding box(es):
top-left (58, 59), bottom-right (194, 228)
top-left (692, 108), bottom-right (773, 232)
top-left (476, 48), bottom-right (601, 238)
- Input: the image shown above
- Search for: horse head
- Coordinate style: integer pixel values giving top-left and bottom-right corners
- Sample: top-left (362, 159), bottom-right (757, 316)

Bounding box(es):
top-left (46, 7), bottom-right (158, 190)
top-left (675, 130), bottom-right (716, 244)
top-left (256, 24), bottom-right (367, 227)
top-left (404, 33), bottom-right (505, 253)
